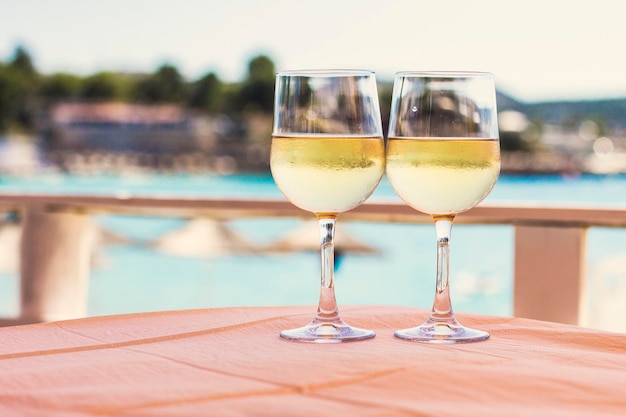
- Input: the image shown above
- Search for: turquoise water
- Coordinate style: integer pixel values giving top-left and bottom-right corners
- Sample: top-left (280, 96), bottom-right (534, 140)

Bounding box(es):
top-left (1, 171), bottom-right (626, 205)
top-left (1, 172), bottom-right (625, 329)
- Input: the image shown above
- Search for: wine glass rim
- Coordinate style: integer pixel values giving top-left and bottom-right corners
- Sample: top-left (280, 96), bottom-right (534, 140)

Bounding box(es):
top-left (395, 70), bottom-right (493, 78)
top-left (276, 69), bottom-right (375, 77)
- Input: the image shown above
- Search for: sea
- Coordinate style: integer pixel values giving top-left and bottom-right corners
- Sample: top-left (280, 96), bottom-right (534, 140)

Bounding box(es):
top-left (0, 171), bottom-right (625, 332)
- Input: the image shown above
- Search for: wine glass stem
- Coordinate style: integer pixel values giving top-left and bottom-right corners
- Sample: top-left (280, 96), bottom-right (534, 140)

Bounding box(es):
top-left (315, 216), bottom-right (341, 322)
top-left (431, 217), bottom-right (455, 322)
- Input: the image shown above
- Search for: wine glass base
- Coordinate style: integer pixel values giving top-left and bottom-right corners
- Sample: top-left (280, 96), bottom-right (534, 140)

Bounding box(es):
top-left (394, 320), bottom-right (489, 344)
top-left (280, 321), bottom-right (375, 343)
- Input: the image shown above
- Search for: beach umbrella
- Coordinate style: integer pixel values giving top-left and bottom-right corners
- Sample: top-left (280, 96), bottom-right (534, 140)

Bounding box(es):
top-left (151, 217), bottom-right (257, 258)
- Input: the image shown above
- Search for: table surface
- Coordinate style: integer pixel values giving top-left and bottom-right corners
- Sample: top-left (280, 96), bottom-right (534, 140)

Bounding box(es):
top-left (1, 305), bottom-right (625, 417)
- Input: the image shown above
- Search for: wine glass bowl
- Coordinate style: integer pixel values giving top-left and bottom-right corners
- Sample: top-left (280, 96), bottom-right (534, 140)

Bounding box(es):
top-left (386, 71), bottom-right (500, 343)
top-left (270, 70), bottom-right (385, 343)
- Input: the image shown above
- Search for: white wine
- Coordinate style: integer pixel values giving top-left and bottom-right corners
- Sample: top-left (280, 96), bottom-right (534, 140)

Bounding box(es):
top-left (270, 135), bottom-right (385, 216)
top-left (386, 137), bottom-right (500, 216)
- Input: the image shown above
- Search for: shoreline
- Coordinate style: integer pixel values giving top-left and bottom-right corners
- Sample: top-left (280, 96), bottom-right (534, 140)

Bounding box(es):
top-left (1, 138), bottom-right (625, 177)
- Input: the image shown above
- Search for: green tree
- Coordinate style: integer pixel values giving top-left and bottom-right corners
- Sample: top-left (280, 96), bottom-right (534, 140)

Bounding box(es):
top-left (40, 72), bottom-right (83, 100)
top-left (133, 63), bottom-right (188, 103)
top-left (0, 63), bottom-right (20, 131)
top-left (247, 55), bottom-right (275, 83)
top-left (9, 46), bottom-right (37, 80)
top-left (81, 71), bottom-right (126, 100)
top-left (237, 55), bottom-right (275, 113)
top-left (0, 46), bottom-right (39, 132)
top-left (188, 72), bottom-right (223, 113)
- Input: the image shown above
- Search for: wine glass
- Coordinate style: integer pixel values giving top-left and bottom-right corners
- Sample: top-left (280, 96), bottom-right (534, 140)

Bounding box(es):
top-left (386, 71), bottom-right (501, 343)
top-left (270, 70), bottom-right (385, 343)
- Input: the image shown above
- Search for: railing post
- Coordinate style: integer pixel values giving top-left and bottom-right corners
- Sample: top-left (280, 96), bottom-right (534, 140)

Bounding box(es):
top-left (19, 206), bottom-right (94, 322)
top-left (513, 225), bottom-right (587, 325)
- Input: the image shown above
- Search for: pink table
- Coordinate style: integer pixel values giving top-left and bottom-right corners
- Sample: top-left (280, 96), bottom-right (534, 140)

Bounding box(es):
top-left (1, 305), bottom-right (625, 416)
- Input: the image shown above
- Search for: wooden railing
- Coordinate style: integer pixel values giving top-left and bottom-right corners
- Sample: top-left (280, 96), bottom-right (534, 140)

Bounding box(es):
top-left (1, 193), bottom-right (625, 328)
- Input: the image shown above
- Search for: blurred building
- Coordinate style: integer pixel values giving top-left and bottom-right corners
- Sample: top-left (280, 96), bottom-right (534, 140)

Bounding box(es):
top-left (38, 102), bottom-right (271, 174)
top-left (43, 102), bottom-right (216, 154)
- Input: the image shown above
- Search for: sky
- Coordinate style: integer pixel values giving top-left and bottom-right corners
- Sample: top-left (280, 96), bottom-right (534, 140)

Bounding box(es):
top-left (1, 0), bottom-right (625, 103)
